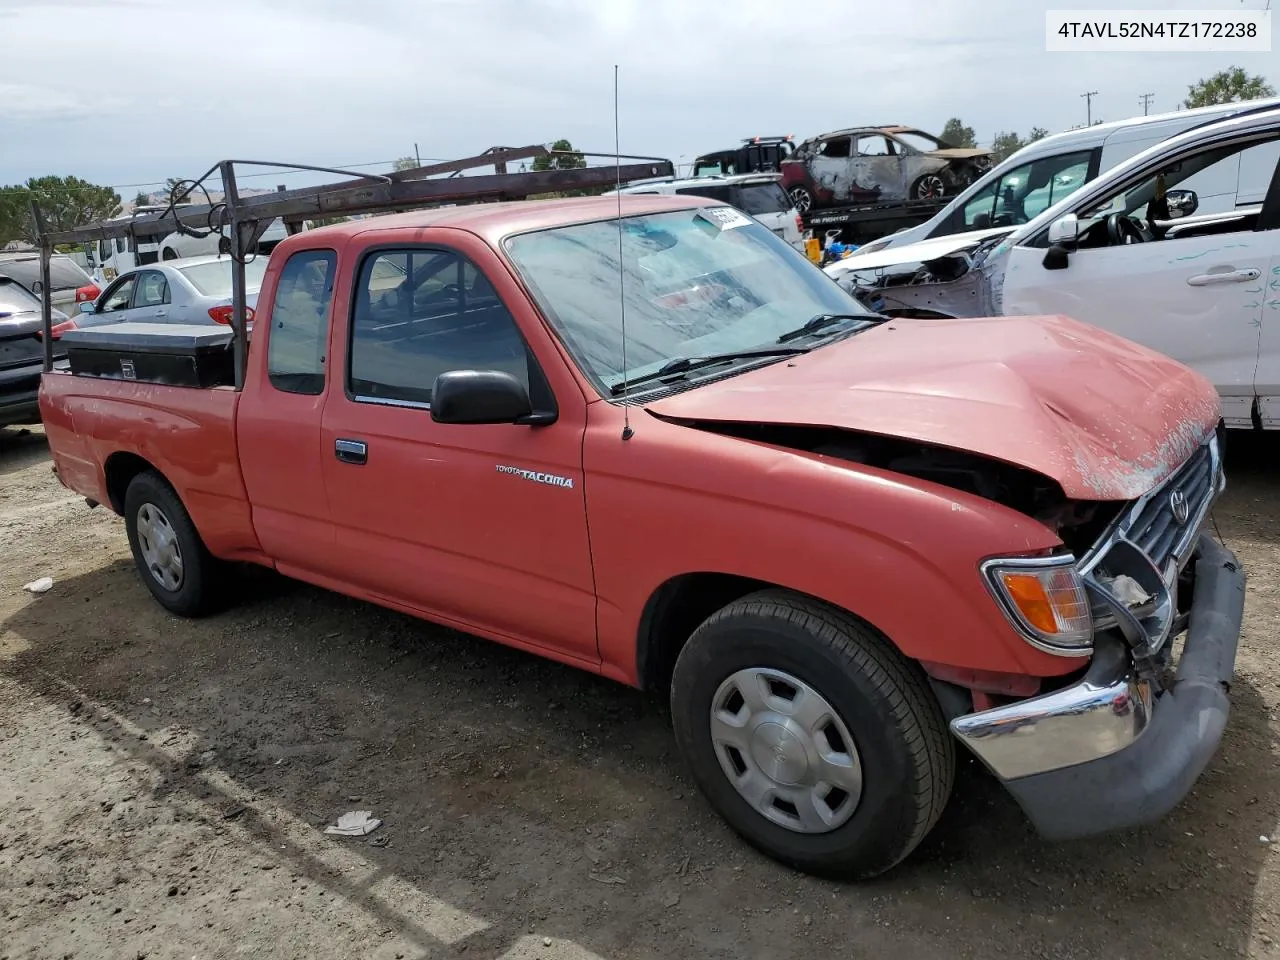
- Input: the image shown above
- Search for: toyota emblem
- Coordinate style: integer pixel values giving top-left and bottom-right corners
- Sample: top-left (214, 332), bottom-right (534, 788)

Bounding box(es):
top-left (1169, 489), bottom-right (1190, 524)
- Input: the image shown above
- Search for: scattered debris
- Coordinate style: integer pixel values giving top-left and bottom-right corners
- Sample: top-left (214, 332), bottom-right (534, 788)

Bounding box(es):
top-left (22, 577), bottom-right (53, 594)
top-left (325, 811), bottom-right (382, 837)
top-left (369, 836), bottom-right (390, 848)
top-left (1099, 573), bottom-right (1151, 607)
top-left (1261, 835), bottom-right (1272, 844)
top-left (663, 891), bottom-right (681, 908)
top-left (221, 805), bottom-right (247, 821)
top-left (588, 872), bottom-right (627, 885)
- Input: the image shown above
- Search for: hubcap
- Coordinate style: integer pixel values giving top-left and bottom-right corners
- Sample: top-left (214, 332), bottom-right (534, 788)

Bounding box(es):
top-left (136, 502), bottom-right (184, 591)
top-left (789, 187), bottom-right (811, 213)
top-left (710, 668), bottom-right (862, 834)
top-left (916, 175), bottom-right (945, 199)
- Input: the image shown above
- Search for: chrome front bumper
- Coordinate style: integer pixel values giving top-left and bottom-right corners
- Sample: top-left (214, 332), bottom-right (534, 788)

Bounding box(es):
top-left (950, 534), bottom-right (1246, 840)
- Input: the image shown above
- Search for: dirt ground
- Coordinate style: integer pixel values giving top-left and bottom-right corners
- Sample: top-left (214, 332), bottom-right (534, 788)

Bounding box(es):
top-left (0, 426), bottom-right (1277, 960)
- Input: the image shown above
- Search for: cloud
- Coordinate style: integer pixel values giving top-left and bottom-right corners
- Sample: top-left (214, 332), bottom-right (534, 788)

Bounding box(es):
top-left (0, 0), bottom-right (1274, 187)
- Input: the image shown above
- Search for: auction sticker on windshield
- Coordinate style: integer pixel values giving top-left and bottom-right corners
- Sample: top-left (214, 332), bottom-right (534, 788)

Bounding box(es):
top-left (696, 207), bottom-right (753, 231)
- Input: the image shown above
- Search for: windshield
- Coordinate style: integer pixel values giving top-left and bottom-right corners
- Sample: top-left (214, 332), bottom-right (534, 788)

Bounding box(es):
top-left (0, 278), bottom-right (41, 317)
top-left (733, 182), bottom-right (793, 215)
top-left (504, 208), bottom-right (874, 395)
top-left (0, 255), bottom-right (93, 292)
top-left (176, 257), bottom-right (270, 297)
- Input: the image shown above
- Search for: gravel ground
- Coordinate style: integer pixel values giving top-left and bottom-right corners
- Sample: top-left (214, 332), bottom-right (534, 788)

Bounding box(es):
top-left (1, 424), bottom-right (1277, 960)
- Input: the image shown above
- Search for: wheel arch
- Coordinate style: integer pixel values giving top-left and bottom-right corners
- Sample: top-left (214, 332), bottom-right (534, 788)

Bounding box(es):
top-left (103, 450), bottom-right (163, 515)
top-left (635, 572), bottom-right (899, 695)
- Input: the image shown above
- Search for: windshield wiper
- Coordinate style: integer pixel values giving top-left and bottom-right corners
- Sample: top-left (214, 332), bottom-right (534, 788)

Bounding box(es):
top-left (609, 347), bottom-right (808, 396)
top-left (776, 312), bottom-right (883, 343)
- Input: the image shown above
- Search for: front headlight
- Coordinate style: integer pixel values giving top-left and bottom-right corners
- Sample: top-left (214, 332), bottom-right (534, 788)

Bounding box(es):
top-left (981, 555), bottom-right (1093, 655)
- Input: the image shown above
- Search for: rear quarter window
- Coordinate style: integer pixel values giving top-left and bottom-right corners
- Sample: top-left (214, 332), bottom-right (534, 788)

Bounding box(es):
top-left (266, 250), bottom-right (337, 396)
top-left (732, 182), bottom-right (792, 215)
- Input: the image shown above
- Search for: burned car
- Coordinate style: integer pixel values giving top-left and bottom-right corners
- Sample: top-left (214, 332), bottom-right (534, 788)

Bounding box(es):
top-left (781, 125), bottom-right (992, 212)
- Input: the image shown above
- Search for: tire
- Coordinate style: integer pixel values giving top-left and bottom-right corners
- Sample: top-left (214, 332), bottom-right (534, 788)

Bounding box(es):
top-left (670, 589), bottom-right (954, 879)
top-left (911, 174), bottom-right (947, 201)
top-left (217, 236), bottom-right (232, 256)
top-left (788, 184), bottom-right (813, 214)
top-left (123, 470), bottom-right (226, 617)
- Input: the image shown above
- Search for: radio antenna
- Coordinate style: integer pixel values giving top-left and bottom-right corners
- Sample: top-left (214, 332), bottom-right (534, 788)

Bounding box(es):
top-left (614, 63), bottom-right (634, 441)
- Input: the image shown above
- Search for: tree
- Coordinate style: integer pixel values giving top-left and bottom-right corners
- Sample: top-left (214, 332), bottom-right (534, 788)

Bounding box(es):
top-left (1027, 126), bottom-right (1049, 143)
top-left (0, 175), bottom-right (121, 245)
top-left (392, 156), bottom-right (419, 172)
top-left (134, 190), bottom-right (151, 207)
top-left (940, 118), bottom-right (977, 149)
top-left (1184, 66), bottom-right (1276, 108)
top-left (990, 131), bottom-right (1027, 164)
top-left (530, 139), bottom-right (593, 198)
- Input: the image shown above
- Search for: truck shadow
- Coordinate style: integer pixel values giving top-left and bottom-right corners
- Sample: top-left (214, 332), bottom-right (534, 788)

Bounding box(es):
top-left (0, 426), bottom-right (50, 477)
top-left (2, 559), bottom-right (1276, 959)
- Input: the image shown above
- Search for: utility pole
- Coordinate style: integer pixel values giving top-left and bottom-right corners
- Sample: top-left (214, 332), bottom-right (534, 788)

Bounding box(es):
top-left (414, 142), bottom-right (422, 167)
top-left (1139, 92), bottom-right (1155, 115)
top-left (1081, 90), bottom-right (1099, 126)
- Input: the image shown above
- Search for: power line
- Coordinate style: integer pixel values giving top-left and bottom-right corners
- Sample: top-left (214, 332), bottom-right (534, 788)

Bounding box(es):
top-left (1139, 92), bottom-right (1155, 115)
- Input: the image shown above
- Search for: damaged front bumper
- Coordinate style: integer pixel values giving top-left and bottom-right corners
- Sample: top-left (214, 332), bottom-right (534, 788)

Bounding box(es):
top-left (951, 533), bottom-right (1245, 840)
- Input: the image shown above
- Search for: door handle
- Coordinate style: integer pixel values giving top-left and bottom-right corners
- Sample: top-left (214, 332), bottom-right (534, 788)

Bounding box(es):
top-left (1186, 268), bottom-right (1261, 286)
top-left (334, 439), bottom-right (367, 465)
top-left (155, 309), bottom-right (167, 317)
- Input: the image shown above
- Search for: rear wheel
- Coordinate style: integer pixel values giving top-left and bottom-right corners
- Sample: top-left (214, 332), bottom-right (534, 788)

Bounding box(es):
top-left (670, 590), bottom-right (954, 879)
top-left (788, 184), bottom-right (814, 214)
top-left (161, 247), bottom-right (180, 261)
top-left (123, 470), bottom-right (226, 617)
top-left (911, 174), bottom-right (947, 201)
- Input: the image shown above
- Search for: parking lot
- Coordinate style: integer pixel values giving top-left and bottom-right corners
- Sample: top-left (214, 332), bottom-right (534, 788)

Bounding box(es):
top-left (0, 424), bottom-right (1277, 960)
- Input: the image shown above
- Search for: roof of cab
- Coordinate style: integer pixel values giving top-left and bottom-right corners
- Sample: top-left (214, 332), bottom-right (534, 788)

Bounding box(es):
top-left (291, 193), bottom-right (717, 248)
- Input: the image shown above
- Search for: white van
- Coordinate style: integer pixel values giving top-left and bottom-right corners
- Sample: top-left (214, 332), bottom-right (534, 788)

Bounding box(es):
top-left (847, 97), bottom-right (1280, 257)
top-left (605, 174), bottom-right (806, 251)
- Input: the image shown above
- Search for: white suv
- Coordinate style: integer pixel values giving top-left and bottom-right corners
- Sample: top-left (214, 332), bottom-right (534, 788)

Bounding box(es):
top-left (606, 174), bottom-right (806, 251)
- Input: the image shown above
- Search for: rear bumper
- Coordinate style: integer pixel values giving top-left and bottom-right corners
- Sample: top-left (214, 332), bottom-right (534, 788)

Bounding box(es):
top-left (951, 534), bottom-right (1245, 840)
top-left (0, 364), bottom-right (41, 427)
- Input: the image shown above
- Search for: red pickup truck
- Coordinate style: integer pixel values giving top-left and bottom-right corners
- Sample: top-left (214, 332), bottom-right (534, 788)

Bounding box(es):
top-left (39, 193), bottom-right (1246, 879)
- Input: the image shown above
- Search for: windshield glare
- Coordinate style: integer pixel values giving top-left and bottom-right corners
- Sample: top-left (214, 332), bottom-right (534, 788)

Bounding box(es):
top-left (177, 257), bottom-right (269, 297)
top-left (505, 208), bottom-right (873, 394)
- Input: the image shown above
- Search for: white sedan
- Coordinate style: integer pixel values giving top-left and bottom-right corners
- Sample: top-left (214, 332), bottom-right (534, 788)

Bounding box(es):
top-left (79, 254), bottom-right (270, 327)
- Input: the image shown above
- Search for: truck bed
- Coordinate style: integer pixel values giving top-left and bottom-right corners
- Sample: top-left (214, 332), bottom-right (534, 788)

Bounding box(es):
top-left (38, 370), bottom-right (264, 562)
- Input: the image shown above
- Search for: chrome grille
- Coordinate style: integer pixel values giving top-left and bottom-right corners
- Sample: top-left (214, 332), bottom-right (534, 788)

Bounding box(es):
top-left (1078, 433), bottom-right (1224, 655)
top-left (1123, 442), bottom-right (1215, 570)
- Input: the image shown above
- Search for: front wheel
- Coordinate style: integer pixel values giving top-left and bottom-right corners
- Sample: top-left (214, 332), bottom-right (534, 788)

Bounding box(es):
top-left (124, 470), bottom-right (227, 617)
top-left (788, 184), bottom-right (814, 214)
top-left (670, 590), bottom-right (954, 879)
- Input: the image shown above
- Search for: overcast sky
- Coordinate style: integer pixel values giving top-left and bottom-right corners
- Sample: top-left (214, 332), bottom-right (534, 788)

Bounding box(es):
top-left (1, 0), bottom-right (1276, 193)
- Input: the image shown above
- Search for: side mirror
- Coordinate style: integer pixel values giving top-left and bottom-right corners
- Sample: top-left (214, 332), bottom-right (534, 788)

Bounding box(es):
top-left (1046, 214), bottom-right (1080, 249)
top-left (1165, 189), bottom-right (1198, 219)
top-left (79, 301), bottom-right (96, 314)
top-left (431, 370), bottom-right (544, 425)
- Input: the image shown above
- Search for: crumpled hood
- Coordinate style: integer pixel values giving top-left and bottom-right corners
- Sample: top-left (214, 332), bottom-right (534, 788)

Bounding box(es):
top-left (644, 314), bottom-right (1220, 501)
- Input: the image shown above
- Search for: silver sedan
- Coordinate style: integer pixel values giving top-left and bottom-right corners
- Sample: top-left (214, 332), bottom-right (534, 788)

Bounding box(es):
top-left (78, 254), bottom-right (270, 327)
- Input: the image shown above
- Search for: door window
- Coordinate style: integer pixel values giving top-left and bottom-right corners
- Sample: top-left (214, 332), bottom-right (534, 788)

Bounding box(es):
top-left (100, 276), bottom-right (137, 311)
top-left (854, 136), bottom-right (894, 157)
top-left (1074, 134), bottom-right (1280, 247)
top-left (959, 150), bottom-right (1095, 230)
top-left (134, 271), bottom-right (170, 307)
top-left (818, 137), bottom-right (851, 159)
top-left (349, 248), bottom-right (534, 407)
top-left (266, 249), bottom-right (337, 395)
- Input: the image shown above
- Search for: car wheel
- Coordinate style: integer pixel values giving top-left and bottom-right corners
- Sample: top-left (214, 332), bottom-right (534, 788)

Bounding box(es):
top-left (123, 470), bottom-right (227, 617)
top-left (788, 184), bottom-right (813, 214)
top-left (911, 174), bottom-right (947, 201)
top-left (670, 589), bottom-right (954, 879)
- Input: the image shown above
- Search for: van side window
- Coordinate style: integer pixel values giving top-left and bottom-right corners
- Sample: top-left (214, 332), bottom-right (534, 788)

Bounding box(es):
top-left (266, 249), bottom-right (337, 396)
top-left (959, 149), bottom-right (1094, 230)
top-left (348, 247), bottom-right (536, 407)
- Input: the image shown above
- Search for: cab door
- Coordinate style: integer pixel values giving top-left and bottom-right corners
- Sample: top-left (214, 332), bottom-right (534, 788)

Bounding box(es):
top-left (237, 247), bottom-right (341, 569)
top-left (318, 234), bottom-right (598, 664)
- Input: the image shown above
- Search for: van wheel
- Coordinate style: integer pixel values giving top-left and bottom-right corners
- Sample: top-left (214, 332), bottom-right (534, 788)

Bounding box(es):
top-left (161, 248), bottom-right (179, 261)
top-left (123, 470), bottom-right (226, 617)
top-left (670, 590), bottom-right (954, 879)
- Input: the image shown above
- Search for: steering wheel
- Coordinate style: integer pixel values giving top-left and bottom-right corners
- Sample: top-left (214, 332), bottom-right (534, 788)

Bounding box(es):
top-left (1105, 212), bottom-right (1149, 245)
